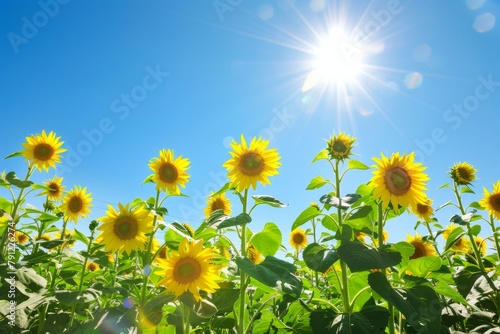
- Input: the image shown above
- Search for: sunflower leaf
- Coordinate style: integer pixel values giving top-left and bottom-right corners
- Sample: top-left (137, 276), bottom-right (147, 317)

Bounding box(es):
top-left (5, 171), bottom-right (34, 189)
top-left (217, 213), bottom-right (251, 229)
top-left (302, 243), bottom-right (339, 273)
top-left (407, 256), bottom-right (442, 277)
top-left (250, 222), bottom-right (282, 256)
top-left (252, 195), bottom-right (287, 208)
top-left (444, 226), bottom-right (466, 251)
top-left (4, 151), bottom-right (23, 160)
top-left (348, 159), bottom-right (369, 170)
top-left (210, 182), bottom-right (232, 197)
top-left (337, 242), bottom-right (402, 272)
top-left (436, 200), bottom-right (452, 212)
top-left (306, 176), bottom-right (329, 190)
top-left (291, 207), bottom-right (320, 230)
top-left (142, 174), bottom-right (155, 184)
top-left (311, 149), bottom-right (329, 163)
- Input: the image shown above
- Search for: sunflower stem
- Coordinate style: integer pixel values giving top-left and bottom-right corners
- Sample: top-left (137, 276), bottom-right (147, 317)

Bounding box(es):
top-left (238, 188), bottom-right (249, 334)
top-left (311, 218), bottom-right (320, 288)
top-left (140, 190), bottom-right (161, 307)
top-left (488, 215), bottom-right (500, 261)
top-left (452, 181), bottom-right (467, 216)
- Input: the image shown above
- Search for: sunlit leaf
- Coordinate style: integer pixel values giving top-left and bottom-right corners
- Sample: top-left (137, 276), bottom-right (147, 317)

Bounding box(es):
top-left (252, 195), bottom-right (287, 208)
top-left (251, 222), bottom-right (282, 256)
top-left (302, 243), bottom-right (339, 273)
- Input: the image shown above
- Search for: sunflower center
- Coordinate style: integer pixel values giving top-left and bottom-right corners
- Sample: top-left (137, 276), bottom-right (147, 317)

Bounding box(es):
top-left (410, 243), bottom-right (424, 259)
top-left (68, 197), bottom-right (83, 213)
top-left (114, 217), bottom-right (138, 240)
top-left (385, 167), bottom-right (411, 195)
top-left (173, 258), bottom-right (201, 284)
top-left (34, 143), bottom-right (54, 161)
top-left (416, 203), bottom-right (429, 214)
top-left (159, 163), bottom-right (178, 183)
top-left (332, 140), bottom-right (348, 154)
top-left (239, 153), bottom-right (264, 176)
top-left (490, 194), bottom-right (500, 211)
top-left (457, 167), bottom-right (471, 181)
top-left (293, 233), bottom-right (305, 245)
top-left (48, 182), bottom-right (60, 194)
top-left (211, 199), bottom-right (226, 212)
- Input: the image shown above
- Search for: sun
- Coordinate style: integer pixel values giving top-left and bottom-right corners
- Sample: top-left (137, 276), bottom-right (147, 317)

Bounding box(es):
top-left (303, 29), bottom-right (364, 92)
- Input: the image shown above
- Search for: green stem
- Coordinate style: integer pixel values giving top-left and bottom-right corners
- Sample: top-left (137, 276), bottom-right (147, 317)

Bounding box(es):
top-left (310, 298), bottom-right (341, 313)
top-left (334, 160), bottom-right (351, 313)
top-left (238, 189), bottom-right (249, 334)
top-left (452, 182), bottom-right (466, 215)
top-left (488, 215), bottom-right (500, 261)
top-left (182, 303), bottom-right (191, 334)
top-left (311, 218), bottom-right (320, 288)
top-left (69, 229), bottom-right (95, 327)
top-left (140, 190), bottom-right (161, 307)
top-left (245, 294), bottom-right (280, 333)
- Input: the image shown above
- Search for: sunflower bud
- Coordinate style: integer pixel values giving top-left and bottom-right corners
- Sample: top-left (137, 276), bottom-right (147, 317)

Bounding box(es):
top-left (326, 132), bottom-right (356, 161)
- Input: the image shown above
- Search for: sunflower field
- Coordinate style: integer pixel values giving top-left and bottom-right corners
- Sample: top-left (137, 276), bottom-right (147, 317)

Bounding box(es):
top-left (1, 130), bottom-right (500, 334)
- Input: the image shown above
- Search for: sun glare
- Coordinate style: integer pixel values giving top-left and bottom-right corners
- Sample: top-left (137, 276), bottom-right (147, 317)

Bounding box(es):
top-left (303, 29), bottom-right (364, 92)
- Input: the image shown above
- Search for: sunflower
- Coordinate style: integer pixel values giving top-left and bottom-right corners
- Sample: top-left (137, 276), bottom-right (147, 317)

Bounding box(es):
top-left (371, 152), bottom-right (429, 210)
top-left (442, 224), bottom-right (471, 253)
top-left (86, 262), bottom-right (100, 272)
top-left (479, 181), bottom-right (500, 220)
top-left (247, 244), bottom-right (263, 264)
top-left (96, 203), bottom-right (154, 255)
top-left (182, 223), bottom-right (195, 238)
top-left (223, 135), bottom-right (281, 192)
top-left (157, 239), bottom-right (222, 301)
top-left (204, 192), bottom-right (232, 219)
top-left (326, 132), bottom-right (356, 161)
top-left (21, 130), bottom-right (66, 171)
top-left (355, 232), bottom-right (367, 242)
top-left (60, 186), bottom-right (92, 223)
top-left (35, 233), bottom-right (51, 241)
top-left (289, 228), bottom-right (308, 252)
top-left (471, 236), bottom-right (487, 256)
top-left (148, 149), bottom-right (190, 195)
top-left (15, 231), bottom-right (29, 245)
top-left (411, 198), bottom-right (434, 222)
top-left (407, 234), bottom-right (437, 259)
top-left (43, 176), bottom-right (65, 201)
top-left (450, 162), bottom-right (477, 185)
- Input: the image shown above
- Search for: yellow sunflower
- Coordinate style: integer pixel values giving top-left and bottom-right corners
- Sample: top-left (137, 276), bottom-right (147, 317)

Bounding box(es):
top-left (148, 149), bottom-right (190, 195)
top-left (60, 186), bottom-right (92, 223)
top-left (247, 243), bottom-right (263, 264)
top-left (35, 233), bottom-right (51, 241)
top-left (289, 228), bottom-right (308, 252)
top-left (182, 223), bottom-right (195, 238)
top-left (479, 181), bottom-right (500, 220)
top-left (326, 132), bottom-right (356, 161)
top-left (21, 130), bottom-right (66, 171)
top-left (96, 203), bottom-right (154, 255)
top-left (15, 231), bottom-right (29, 245)
top-left (450, 162), bottom-right (477, 185)
top-left (157, 239), bottom-right (222, 301)
top-left (356, 232), bottom-right (367, 242)
top-left (203, 192), bottom-right (232, 219)
top-left (86, 262), bottom-right (100, 272)
top-left (411, 198), bottom-right (434, 222)
top-left (407, 233), bottom-right (437, 259)
top-left (223, 135), bottom-right (281, 192)
top-left (471, 236), bottom-right (487, 256)
top-left (371, 152), bottom-right (429, 210)
top-left (43, 176), bottom-right (65, 201)
top-left (442, 224), bottom-right (471, 253)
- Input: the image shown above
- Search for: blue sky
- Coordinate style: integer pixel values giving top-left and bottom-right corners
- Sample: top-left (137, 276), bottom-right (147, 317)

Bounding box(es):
top-left (1, 0), bottom-right (499, 249)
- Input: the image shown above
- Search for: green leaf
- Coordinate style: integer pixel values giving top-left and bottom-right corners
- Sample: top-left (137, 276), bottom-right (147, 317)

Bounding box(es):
top-left (211, 317), bottom-right (236, 329)
top-left (142, 174), bottom-right (155, 184)
top-left (292, 206), bottom-right (320, 230)
top-left (142, 294), bottom-right (175, 326)
top-left (211, 287), bottom-right (240, 314)
top-left (344, 206), bottom-right (373, 231)
top-left (360, 305), bottom-right (389, 332)
top-left (306, 176), bottom-right (330, 190)
top-left (434, 281), bottom-right (467, 305)
top-left (217, 213), bottom-right (252, 229)
top-left (4, 151), bottom-right (23, 160)
top-left (391, 241), bottom-right (416, 262)
top-left (210, 182), bottom-right (232, 197)
top-left (321, 214), bottom-right (338, 232)
top-left (320, 194), bottom-right (362, 210)
top-left (436, 200), bottom-right (452, 211)
top-left (337, 242), bottom-right (402, 272)
top-left (5, 171), bottom-right (33, 189)
top-left (73, 229), bottom-right (89, 246)
top-left (469, 224), bottom-right (481, 236)
top-left (461, 186), bottom-right (475, 194)
top-left (330, 313), bottom-right (375, 333)
top-left (347, 206), bottom-right (372, 221)
top-left (311, 149), bottom-right (329, 163)
top-left (252, 195), bottom-right (287, 208)
top-left (348, 159), bottom-right (369, 170)
top-left (437, 183), bottom-right (450, 190)
top-left (55, 288), bottom-right (102, 306)
top-left (468, 201), bottom-right (484, 210)
top-left (407, 256), bottom-right (442, 277)
top-left (444, 226), bottom-right (466, 251)
top-left (302, 243), bottom-right (339, 273)
top-left (251, 222), bottom-right (282, 256)
top-left (235, 256), bottom-right (302, 298)
top-left (368, 272), bottom-right (442, 334)
top-left (16, 267), bottom-right (47, 293)
top-left (309, 309), bottom-right (336, 334)
top-left (450, 212), bottom-right (475, 226)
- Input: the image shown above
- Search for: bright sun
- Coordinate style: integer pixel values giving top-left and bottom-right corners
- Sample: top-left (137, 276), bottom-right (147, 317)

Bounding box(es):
top-left (303, 29), bottom-right (364, 92)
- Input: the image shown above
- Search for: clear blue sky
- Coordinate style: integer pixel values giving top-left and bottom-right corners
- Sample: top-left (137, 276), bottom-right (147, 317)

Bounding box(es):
top-left (1, 0), bottom-right (499, 248)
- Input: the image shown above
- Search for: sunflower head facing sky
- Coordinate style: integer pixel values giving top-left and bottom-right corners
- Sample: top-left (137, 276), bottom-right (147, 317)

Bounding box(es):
top-left (60, 186), bottom-right (92, 223)
top-left (411, 198), bottom-right (434, 222)
top-left (223, 135), bottom-right (281, 192)
top-left (371, 152), bottom-right (429, 210)
top-left (21, 130), bottom-right (66, 172)
top-left (407, 233), bottom-right (436, 259)
top-left (157, 239), bottom-right (222, 302)
top-left (96, 203), bottom-right (154, 255)
top-left (289, 228), bottom-right (308, 252)
top-left (449, 162), bottom-right (477, 186)
top-left (326, 132), bottom-right (356, 161)
top-left (479, 181), bottom-right (500, 220)
top-left (148, 149), bottom-right (190, 195)
top-left (203, 192), bottom-right (232, 219)
top-left (43, 176), bottom-right (65, 201)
